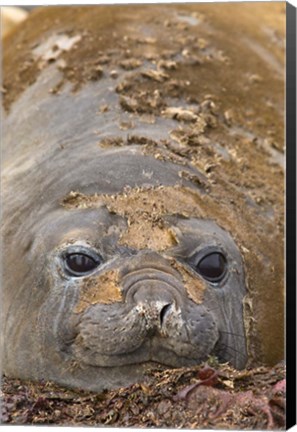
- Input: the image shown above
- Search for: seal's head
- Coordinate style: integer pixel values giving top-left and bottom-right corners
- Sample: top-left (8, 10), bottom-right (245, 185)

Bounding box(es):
top-left (3, 149), bottom-right (247, 391)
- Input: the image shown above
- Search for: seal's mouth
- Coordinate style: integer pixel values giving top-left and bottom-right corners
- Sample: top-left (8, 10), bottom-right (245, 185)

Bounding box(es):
top-left (70, 295), bottom-right (219, 369)
top-left (72, 325), bottom-right (212, 368)
top-left (74, 342), bottom-right (209, 369)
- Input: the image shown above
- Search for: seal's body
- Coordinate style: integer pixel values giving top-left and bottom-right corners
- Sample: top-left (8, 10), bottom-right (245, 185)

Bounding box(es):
top-left (2, 4), bottom-right (284, 391)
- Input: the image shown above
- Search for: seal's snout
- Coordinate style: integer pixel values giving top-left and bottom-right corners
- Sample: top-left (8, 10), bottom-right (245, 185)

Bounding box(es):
top-left (123, 275), bottom-right (182, 332)
top-left (59, 250), bottom-right (222, 369)
top-left (135, 300), bottom-right (174, 333)
top-left (118, 251), bottom-right (195, 332)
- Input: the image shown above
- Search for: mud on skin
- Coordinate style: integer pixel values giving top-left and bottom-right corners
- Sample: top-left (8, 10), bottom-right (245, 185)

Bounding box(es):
top-left (2, 4), bottom-right (284, 391)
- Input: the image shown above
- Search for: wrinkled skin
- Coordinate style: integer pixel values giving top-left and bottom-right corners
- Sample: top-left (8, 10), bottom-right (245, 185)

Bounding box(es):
top-left (2, 3), bottom-right (284, 392)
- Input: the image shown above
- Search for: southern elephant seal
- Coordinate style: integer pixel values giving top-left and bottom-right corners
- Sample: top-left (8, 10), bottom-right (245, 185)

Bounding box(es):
top-left (2, 4), bottom-right (284, 392)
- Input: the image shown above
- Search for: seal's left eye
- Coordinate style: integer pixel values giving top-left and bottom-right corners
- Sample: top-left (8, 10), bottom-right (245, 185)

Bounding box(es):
top-left (65, 253), bottom-right (100, 276)
top-left (196, 252), bottom-right (227, 282)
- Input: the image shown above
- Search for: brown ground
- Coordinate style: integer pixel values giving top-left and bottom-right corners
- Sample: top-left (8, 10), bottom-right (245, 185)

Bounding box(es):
top-left (1, 362), bottom-right (285, 429)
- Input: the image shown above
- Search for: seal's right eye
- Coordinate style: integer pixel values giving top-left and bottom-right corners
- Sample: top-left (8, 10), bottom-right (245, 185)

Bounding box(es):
top-left (65, 253), bottom-right (100, 276)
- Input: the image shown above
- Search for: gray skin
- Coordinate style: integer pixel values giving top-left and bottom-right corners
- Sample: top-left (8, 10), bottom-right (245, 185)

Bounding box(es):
top-left (2, 51), bottom-right (247, 392)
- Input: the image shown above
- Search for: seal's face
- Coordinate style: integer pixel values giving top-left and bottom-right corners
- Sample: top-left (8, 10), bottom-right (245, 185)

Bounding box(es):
top-left (32, 192), bottom-right (247, 388)
top-left (2, 143), bottom-right (248, 391)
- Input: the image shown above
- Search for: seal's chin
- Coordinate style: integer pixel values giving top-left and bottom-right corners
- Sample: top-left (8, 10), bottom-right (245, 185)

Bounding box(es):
top-left (73, 339), bottom-right (211, 369)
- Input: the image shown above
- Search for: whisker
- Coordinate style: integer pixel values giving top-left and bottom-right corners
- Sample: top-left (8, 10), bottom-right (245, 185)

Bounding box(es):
top-left (214, 348), bottom-right (234, 364)
top-left (219, 343), bottom-right (247, 359)
top-left (219, 330), bottom-right (246, 339)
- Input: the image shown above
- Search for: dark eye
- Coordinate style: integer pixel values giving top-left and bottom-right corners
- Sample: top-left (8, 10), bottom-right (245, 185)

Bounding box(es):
top-left (196, 252), bottom-right (227, 282)
top-left (65, 253), bottom-right (100, 276)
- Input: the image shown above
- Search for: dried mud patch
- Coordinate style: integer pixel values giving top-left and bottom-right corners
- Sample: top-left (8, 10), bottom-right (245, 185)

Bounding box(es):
top-left (74, 269), bottom-right (122, 313)
top-left (1, 362), bottom-right (285, 428)
top-left (62, 186), bottom-right (206, 251)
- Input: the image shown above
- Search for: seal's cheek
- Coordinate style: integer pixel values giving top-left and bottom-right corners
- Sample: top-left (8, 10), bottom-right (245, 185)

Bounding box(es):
top-left (74, 270), bottom-right (123, 314)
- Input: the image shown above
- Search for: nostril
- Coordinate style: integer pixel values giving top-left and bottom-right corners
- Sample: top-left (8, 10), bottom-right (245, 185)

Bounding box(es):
top-left (160, 303), bottom-right (172, 326)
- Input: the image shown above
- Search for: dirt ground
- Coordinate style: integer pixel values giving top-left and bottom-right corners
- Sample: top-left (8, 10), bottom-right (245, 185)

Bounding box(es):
top-left (1, 361), bottom-right (285, 429)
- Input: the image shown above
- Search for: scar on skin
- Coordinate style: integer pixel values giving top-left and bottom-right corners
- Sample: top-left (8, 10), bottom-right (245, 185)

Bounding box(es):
top-left (171, 260), bottom-right (206, 304)
top-left (74, 269), bottom-right (122, 313)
